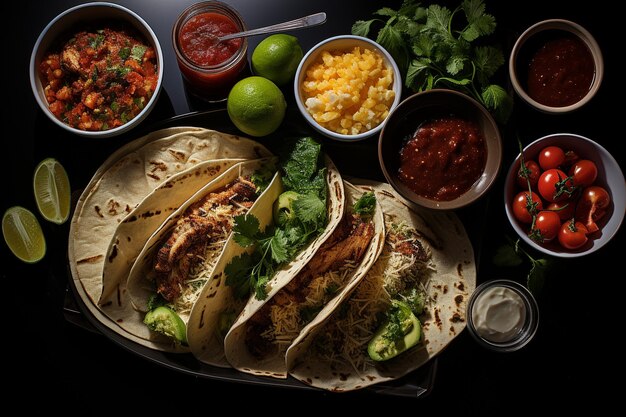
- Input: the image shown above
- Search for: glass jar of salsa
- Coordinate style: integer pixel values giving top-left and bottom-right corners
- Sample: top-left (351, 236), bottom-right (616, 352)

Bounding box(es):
top-left (172, 1), bottom-right (248, 102)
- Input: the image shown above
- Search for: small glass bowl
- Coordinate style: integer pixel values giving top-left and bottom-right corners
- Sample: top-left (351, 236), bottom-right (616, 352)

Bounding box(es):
top-left (466, 279), bottom-right (539, 352)
top-left (172, 1), bottom-right (248, 102)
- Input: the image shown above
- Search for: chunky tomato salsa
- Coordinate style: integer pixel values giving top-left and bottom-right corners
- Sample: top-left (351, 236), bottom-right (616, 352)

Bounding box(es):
top-left (39, 28), bottom-right (158, 131)
top-left (398, 117), bottom-right (486, 201)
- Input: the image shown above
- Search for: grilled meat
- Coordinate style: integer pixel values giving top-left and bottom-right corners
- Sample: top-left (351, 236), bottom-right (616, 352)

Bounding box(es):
top-left (153, 177), bottom-right (256, 302)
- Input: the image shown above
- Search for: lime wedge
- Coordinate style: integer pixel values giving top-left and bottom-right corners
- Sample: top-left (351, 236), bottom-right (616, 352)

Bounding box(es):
top-left (2, 206), bottom-right (46, 263)
top-left (33, 158), bottom-right (71, 224)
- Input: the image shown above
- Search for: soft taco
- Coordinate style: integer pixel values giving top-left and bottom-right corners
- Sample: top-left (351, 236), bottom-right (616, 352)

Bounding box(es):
top-left (285, 180), bottom-right (476, 391)
top-left (223, 181), bottom-right (385, 378)
top-left (68, 127), bottom-right (271, 350)
top-left (186, 137), bottom-right (345, 367)
top-left (125, 158), bottom-right (277, 346)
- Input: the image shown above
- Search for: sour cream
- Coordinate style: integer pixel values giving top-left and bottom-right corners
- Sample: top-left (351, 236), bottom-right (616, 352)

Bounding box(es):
top-left (471, 286), bottom-right (526, 343)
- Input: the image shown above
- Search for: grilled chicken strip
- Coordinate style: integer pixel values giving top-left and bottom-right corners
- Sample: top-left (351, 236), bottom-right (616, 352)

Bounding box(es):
top-left (154, 177), bottom-right (256, 302)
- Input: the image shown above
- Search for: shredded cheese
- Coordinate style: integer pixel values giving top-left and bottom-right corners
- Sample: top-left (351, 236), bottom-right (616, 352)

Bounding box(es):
top-left (312, 221), bottom-right (434, 372)
top-left (261, 262), bottom-right (358, 354)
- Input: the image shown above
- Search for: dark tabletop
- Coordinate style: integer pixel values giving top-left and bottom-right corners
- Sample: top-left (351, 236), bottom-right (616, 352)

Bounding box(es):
top-left (4, 0), bottom-right (622, 414)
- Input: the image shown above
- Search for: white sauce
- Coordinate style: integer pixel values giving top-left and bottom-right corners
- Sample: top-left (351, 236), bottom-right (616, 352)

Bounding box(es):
top-left (471, 286), bottom-right (526, 343)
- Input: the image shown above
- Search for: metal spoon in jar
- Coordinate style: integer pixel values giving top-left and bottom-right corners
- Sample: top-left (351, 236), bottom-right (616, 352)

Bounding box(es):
top-left (216, 12), bottom-right (327, 42)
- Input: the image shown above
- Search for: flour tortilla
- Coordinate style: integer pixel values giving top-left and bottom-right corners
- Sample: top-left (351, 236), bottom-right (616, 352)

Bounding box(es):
top-left (285, 180), bottom-right (476, 391)
top-left (188, 156), bottom-right (344, 368)
top-left (223, 181), bottom-right (386, 378)
top-left (99, 158), bottom-right (245, 305)
top-left (68, 127), bottom-right (271, 351)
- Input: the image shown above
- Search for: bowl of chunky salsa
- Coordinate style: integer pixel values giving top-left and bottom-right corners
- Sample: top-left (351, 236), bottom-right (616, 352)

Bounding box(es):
top-left (30, 2), bottom-right (163, 138)
top-left (378, 89), bottom-right (502, 210)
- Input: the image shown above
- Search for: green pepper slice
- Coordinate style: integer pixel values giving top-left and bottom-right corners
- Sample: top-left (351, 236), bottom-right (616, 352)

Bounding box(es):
top-left (367, 300), bottom-right (421, 362)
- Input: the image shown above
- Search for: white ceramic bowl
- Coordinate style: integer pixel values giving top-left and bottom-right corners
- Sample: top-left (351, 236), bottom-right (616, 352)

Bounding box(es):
top-left (293, 35), bottom-right (402, 142)
top-left (504, 133), bottom-right (625, 257)
top-left (30, 2), bottom-right (163, 138)
top-left (509, 19), bottom-right (603, 114)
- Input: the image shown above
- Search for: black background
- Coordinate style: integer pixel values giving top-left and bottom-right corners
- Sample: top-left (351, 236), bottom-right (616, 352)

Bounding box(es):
top-left (3, 0), bottom-right (622, 414)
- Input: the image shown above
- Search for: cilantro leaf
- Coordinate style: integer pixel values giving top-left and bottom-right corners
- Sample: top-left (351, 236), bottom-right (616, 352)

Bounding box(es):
top-left (232, 214), bottom-right (260, 247)
top-left (281, 137), bottom-right (322, 194)
top-left (293, 192), bottom-right (326, 227)
top-left (425, 5), bottom-right (452, 35)
top-left (482, 84), bottom-right (513, 124)
top-left (255, 275), bottom-right (269, 300)
top-left (376, 24), bottom-right (410, 74)
top-left (351, 19), bottom-right (377, 37)
top-left (446, 54), bottom-right (466, 75)
top-left (119, 47), bottom-right (131, 60)
top-left (225, 253), bottom-right (256, 298)
top-left (474, 46), bottom-right (505, 85)
top-left (269, 229), bottom-right (290, 263)
top-left (375, 7), bottom-right (399, 18)
top-left (462, 0), bottom-right (486, 22)
top-left (354, 191), bottom-right (376, 216)
top-left (406, 58), bottom-right (432, 90)
top-left (411, 34), bottom-right (435, 58)
top-left (528, 258), bottom-right (548, 296)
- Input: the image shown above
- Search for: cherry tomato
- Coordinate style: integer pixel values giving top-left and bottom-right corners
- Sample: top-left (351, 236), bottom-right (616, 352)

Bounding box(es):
top-left (569, 159), bottom-right (598, 188)
top-left (547, 201), bottom-right (575, 221)
top-left (558, 220), bottom-right (588, 249)
top-left (575, 186), bottom-right (611, 233)
top-left (512, 191), bottom-right (543, 224)
top-left (532, 210), bottom-right (561, 242)
top-left (539, 146), bottom-right (566, 170)
top-left (516, 160), bottom-right (541, 189)
top-left (538, 169), bottom-right (574, 203)
top-left (563, 150), bottom-right (580, 168)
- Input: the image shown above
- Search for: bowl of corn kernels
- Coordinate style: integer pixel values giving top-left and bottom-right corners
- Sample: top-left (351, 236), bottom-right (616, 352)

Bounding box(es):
top-left (294, 35), bottom-right (402, 142)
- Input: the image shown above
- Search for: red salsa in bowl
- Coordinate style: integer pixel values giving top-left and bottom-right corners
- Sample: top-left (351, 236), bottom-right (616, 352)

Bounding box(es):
top-left (526, 35), bottom-right (594, 107)
top-left (173, 1), bottom-right (248, 101)
top-left (398, 117), bottom-right (487, 201)
top-left (379, 89), bottom-right (502, 210)
top-left (509, 20), bottom-right (603, 113)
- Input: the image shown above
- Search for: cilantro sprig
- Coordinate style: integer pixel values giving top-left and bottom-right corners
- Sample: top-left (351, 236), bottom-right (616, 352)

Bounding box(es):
top-left (352, 0), bottom-right (513, 123)
top-left (225, 138), bottom-right (328, 300)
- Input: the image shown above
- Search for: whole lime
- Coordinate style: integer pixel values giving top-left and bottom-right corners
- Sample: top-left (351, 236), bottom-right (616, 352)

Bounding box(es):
top-left (251, 34), bottom-right (303, 86)
top-left (227, 76), bottom-right (287, 137)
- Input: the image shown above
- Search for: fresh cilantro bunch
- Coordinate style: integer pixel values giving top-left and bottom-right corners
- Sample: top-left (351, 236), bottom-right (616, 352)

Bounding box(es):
top-left (352, 0), bottom-right (513, 123)
top-left (225, 137), bottom-right (329, 300)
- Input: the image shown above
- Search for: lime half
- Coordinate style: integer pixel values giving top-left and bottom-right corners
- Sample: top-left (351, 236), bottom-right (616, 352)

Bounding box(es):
top-left (33, 158), bottom-right (71, 224)
top-left (2, 206), bottom-right (46, 263)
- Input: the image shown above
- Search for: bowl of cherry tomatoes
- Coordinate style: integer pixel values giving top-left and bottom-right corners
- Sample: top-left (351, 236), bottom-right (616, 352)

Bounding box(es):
top-left (504, 133), bottom-right (625, 257)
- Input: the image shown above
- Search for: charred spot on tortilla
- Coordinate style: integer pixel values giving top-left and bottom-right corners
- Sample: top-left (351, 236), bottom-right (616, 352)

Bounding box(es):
top-left (450, 326), bottom-right (456, 334)
top-left (455, 281), bottom-right (465, 291)
top-left (168, 149), bottom-right (186, 161)
top-left (450, 312), bottom-right (464, 323)
top-left (125, 214), bottom-right (138, 223)
top-left (107, 200), bottom-right (121, 215)
top-left (94, 205), bottom-right (104, 218)
top-left (147, 173), bottom-right (160, 180)
top-left (150, 161), bottom-right (167, 173)
top-left (117, 285), bottom-right (122, 306)
top-left (198, 305), bottom-right (206, 328)
top-left (443, 284), bottom-right (448, 294)
top-left (454, 295), bottom-right (463, 306)
top-left (77, 254), bottom-right (103, 264)
top-left (434, 308), bottom-right (442, 329)
top-left (457, 263), bottom-right (464, 277)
